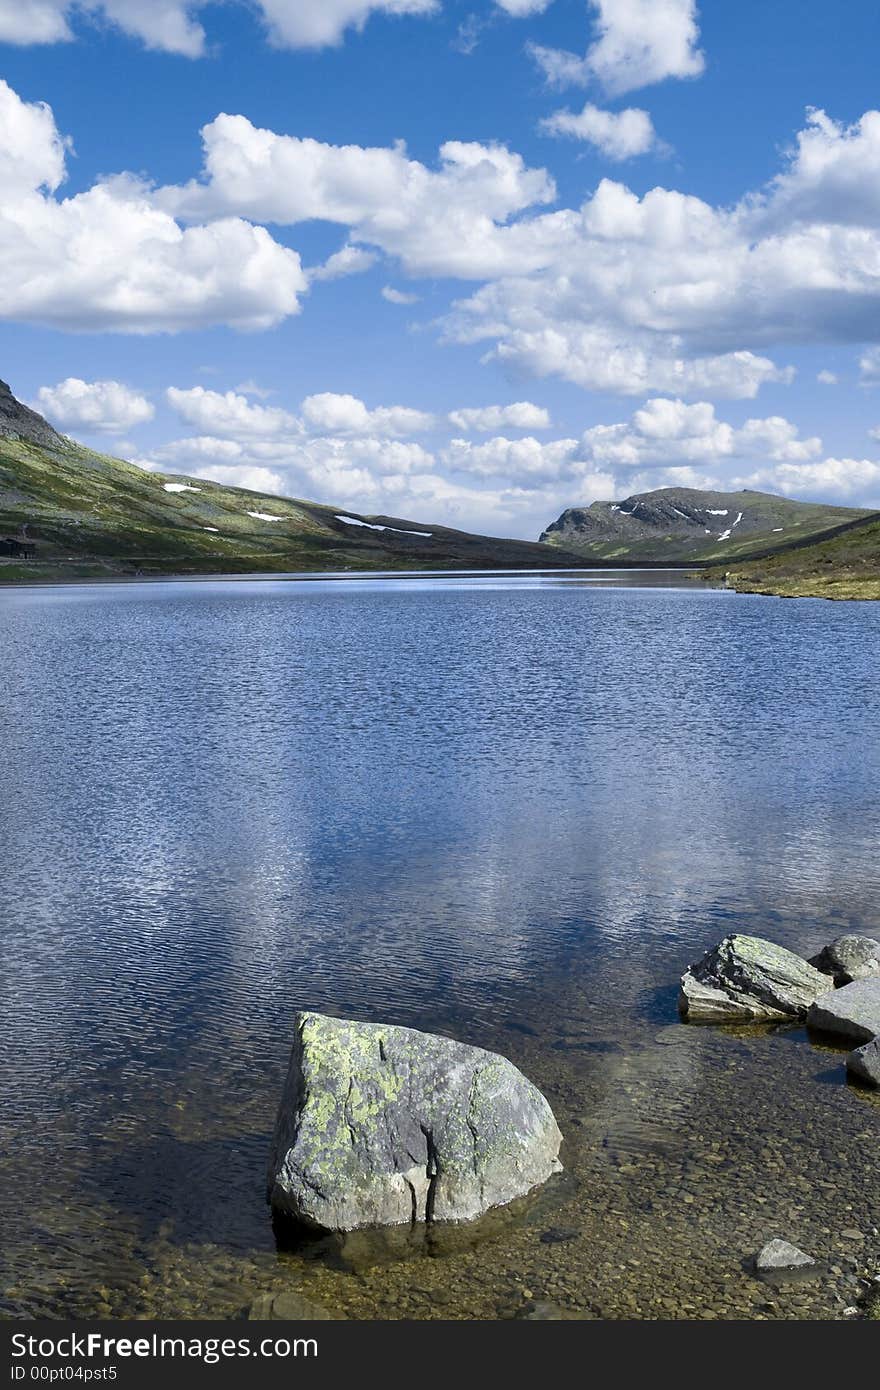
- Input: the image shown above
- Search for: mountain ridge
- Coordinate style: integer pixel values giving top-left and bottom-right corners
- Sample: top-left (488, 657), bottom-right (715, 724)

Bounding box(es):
top-left (540, 486), bottom-right (872, 564)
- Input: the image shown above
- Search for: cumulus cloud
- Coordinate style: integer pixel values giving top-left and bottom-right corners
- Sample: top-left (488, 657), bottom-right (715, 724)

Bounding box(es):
top-left (156, 117), bottom-right (557, 279)
top-left (35, 378), bottom-right (154, 433)
top-left (578, 397), bottom-right (822, 466)
top-left (531, 0), bottom-right (704, 96)
top-left (817, 370), bottom-right (838, 385)
top-left (0, 80), bottom-right (68, 192)
top-left (443, 434), bottom-right (582, 483)
top-left (158, 104), bottom-right (880, 396)
top-left (439, 141), bottom-right (880, 396)
top-left (448, 402), bottom-right (551, 431)
top-left (166, 387), bottom-right (300, 438)
top-left (10, 77), bottom-right (880, 410)
top-left (0, 1), bottom-right (438, 53)
top-left (0, 81), bottom-right (307, 333)
top-left (300, 392), bottom-right (434, 436)
top-left (734, 457), bottom-right (880, 501)
top-left (540, 102), bottom-right (659, 160)
top-left (766, 108), bottom-right (880, 229)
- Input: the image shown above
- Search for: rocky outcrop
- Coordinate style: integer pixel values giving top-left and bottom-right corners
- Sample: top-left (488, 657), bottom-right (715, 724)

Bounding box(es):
top-left (267, 1012), bottom-right (563, 1232)
top-left (755, 1239), bottom-right (815, 1272)
top-left (0, 379), bottom-right (66, 451)
top-left (679, 935), bottom-right (829, 1021)
top-left (807, 978), bottom-right (880, 1044)
top-left (809, 935), bottom-right (880, 986)
top-left (846, 1038), bottom-right (880, 1088)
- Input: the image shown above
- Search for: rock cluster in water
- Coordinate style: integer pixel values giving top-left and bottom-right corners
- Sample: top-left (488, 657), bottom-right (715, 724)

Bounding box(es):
top-left (267, 1011), bottom-right (562, 1232)
top-left (679, 934), bottom-right (828, 1021)
top-left (680, 932), bottom-right (880, 1088)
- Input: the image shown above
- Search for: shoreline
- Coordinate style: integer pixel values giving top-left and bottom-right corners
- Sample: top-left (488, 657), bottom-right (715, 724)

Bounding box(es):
top-left (0, 564), bottom-right (710, 590)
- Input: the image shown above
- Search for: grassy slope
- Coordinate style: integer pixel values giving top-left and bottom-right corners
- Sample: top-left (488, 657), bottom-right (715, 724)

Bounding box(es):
top-left (716, 513), bottom-right (880, 599)
top-left (0, 434), bottom-right (589, 580)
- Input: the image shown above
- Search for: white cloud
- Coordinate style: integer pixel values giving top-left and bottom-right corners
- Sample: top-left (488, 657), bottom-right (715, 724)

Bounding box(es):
top-left (734, 457), bottom-right (880, 501)
top-left (0, 81), bottom-right (308, 333)
top-left (531, 0), bottom-right (704, 96)
top-left (817, 370), bottom-right (838, 385)
top-left (0, 2), bottom-right (207, 55)
top-left (860, 347), bottom-right (880, 385)
top-left (448, 402), bottom-right (551, 431)
top-left (443, 435), bottom-right (582, 483)
top-left (0, 1), bottom-right (437, 54)
top-left (148, 435), bottom-right (248, 464)
top-left (301, 392), bottom-right (434, 436)
top-left (577, 398), bottom-right (821, 467)
top-left (0, 77), bottom-right (68, 192)
top-left (540, 101), bottom-right (659, 160)
top-left (9, 77), bottom-right (880, 414)
top-left (166, 387), bottom-right (300, 437)
top-left (766, 109), bottom-right (880, 229)
top-left (157, 117), bottom-right (557, 279)
top-left (495, 0), bottom-right (554, 14)
top-left (255, 1), bottom-right (439, 49)
top-left (309, 244), bottom-right (378, 282)
top-left (35, 378), bottom-right (154, 433)
top-left (382, 285), bottom-right (420, 304)
top-left (234, 380), bottom-right (275, 398)
top-left (0, 2), bottom-right (72, 43)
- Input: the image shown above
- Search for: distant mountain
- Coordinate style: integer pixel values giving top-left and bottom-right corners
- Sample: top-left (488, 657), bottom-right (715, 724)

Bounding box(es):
top-left (720, 513), bottom-right (880, 600)
top-left (0, 378), bottom-right (588, 581)
top-left (540, 486), bottom-right (872, 564)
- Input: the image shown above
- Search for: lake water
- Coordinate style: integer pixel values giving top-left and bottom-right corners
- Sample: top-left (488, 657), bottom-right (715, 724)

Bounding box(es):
top-left (1, 572), bottom-right (878, 1321)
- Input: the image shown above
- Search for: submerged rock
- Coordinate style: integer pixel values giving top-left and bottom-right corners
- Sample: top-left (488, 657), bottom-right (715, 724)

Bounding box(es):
top-left (809, 935), bottom-right (880, 986)
top-left (679, 935), bottom-right (828, 1021)
top-left (806, 977), bottom-right (880, 1045)
top-left (520, 1300), bottom-right (595, 1320)
top-left (846, 1038), bottom-right (880, 1088)
top-left (247, 1290), bottom-right (339, 1321)
top-left (267, 1011), bottom-right (563, 1232)
top-left (755, 1239), bottom-right (815, 1272)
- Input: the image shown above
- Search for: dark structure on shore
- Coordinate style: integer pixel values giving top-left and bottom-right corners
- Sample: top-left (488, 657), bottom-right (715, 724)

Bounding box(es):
top-left (0, 536), bottom-right (36, 559)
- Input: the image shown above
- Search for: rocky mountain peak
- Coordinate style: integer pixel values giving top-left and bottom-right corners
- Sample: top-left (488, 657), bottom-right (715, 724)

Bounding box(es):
top-left (0, 379), bottom-right (66, 451)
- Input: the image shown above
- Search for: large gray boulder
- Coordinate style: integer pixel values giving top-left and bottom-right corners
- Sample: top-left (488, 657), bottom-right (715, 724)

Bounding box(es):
top-left (679, 935), bottom-right (829, 1021)
top-left (846, 1038), bottom-right (880, 1088)
top-left (807, 978), bottom-right (880, 1045)
top-left (267, 1012), bottom-right (563, 1232)
top-left (809, 935), bottom-right (880, 986)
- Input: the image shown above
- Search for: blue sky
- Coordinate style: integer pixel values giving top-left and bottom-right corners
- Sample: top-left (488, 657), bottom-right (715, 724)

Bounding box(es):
top-left (2, 1), bottom-right (880, 537)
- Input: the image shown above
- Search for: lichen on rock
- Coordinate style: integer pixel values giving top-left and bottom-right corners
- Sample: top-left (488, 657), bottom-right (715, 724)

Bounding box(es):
top-left (267, 1012), bottom-right (563, 1232)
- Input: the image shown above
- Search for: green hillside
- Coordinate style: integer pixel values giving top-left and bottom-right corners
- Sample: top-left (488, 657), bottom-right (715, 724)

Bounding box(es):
top-left (718, 512), bottom-right (880, 599)
top-left (0, 381), bottom-right (587, 581)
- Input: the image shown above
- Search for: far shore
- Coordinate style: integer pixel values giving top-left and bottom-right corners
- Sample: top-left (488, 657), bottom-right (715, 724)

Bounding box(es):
top-left (0, 563), bottom-right (710, 590)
